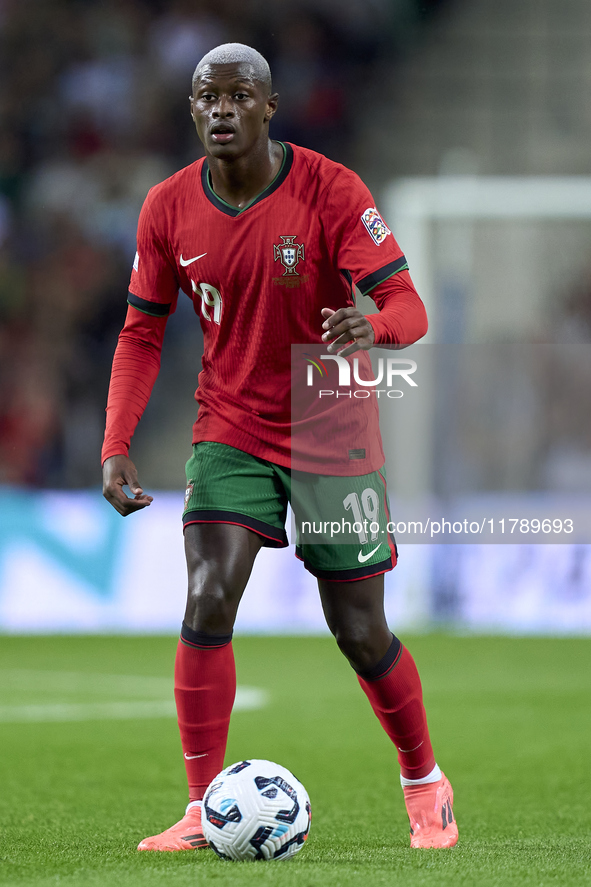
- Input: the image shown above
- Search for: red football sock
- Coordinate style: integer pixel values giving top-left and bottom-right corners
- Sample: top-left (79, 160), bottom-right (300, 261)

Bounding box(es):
top-left (357, 636), bottom-right (436, 780)
top-left (174, 623), bottom-right (236, 801)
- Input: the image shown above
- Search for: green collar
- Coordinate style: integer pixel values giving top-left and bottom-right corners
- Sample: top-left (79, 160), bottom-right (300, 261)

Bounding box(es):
top-left (201, 142), bottom-right (293, 217)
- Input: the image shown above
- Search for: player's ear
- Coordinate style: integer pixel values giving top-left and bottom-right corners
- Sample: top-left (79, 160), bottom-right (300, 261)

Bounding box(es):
top-left (264, 93), bottom-right (279, 123)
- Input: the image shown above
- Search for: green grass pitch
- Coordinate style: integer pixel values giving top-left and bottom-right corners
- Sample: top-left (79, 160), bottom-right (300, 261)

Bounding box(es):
top-left (0, 634), bottom-right (590, 887)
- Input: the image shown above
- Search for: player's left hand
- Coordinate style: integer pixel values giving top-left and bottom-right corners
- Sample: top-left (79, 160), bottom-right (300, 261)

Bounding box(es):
top-left (320, 307), bottom-right (375, 357)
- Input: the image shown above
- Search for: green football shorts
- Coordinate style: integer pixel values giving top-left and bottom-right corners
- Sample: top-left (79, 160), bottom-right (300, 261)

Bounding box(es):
top-left (182, 442), bottom-right (397, 581)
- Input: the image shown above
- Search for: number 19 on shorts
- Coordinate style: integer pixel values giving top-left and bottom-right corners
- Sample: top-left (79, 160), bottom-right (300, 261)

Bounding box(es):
top-left (343, 489), bottom-right (380, 543)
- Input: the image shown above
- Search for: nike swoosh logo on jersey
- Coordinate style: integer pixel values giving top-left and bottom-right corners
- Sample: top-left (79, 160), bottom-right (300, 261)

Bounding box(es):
top-left (180, 252), bottom-right (207, 266)
top-left (184, 752), bottom-right (208, 760)
top-left (358, 544), bottom-right (382, 563)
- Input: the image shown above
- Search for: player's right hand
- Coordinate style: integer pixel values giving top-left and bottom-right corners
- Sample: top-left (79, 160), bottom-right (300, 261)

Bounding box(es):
top-left (102, 454), bottom-right (153, 516)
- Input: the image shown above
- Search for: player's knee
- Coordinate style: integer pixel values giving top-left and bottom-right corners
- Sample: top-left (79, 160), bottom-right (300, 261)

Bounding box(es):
top-left (331, 623), bottom-right (381, 672)
top-left (185, 567), bottom-right (240, 632)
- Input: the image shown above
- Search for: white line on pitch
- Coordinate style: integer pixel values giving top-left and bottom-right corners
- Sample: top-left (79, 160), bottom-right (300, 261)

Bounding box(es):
top-left (0, 687), bottom-right (267, 723)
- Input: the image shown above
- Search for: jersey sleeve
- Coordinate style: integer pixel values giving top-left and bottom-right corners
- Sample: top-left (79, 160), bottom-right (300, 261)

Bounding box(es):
top-left (128, 189), bottom-right (180, 318)
top-left (321, 167), bottom-right (409, 297)
top-left (101, 306), bottom-right (168, 464)
top-left (366, 270), bottom-right (428, 345)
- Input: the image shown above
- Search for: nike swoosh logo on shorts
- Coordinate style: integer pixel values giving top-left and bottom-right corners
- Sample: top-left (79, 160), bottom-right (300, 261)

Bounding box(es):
top-left (180, 252), bottom-right (207, 266)
top-left (358, 544), bottom-right (382, 563)
top-left (184, 752), bottom-right (208, 760)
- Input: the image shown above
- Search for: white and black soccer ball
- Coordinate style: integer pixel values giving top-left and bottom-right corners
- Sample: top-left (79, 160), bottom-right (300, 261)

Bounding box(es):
top-left (202, 759), bottom-right (311, 861)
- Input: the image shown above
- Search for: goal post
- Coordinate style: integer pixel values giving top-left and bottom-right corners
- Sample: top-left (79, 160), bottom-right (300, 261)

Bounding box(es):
top-left (369, 176), bottom-right (591, 628)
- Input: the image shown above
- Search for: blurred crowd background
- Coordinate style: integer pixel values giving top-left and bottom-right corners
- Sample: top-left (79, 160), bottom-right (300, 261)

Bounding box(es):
top-left (1, 0), bottom-right (590, 491)
top-left (0, 0), bottom-right (445, 487)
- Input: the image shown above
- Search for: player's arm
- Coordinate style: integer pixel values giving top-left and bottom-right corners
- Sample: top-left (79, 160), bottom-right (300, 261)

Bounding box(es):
top-left (102, 305), bottom-right (168, 516)
top-left (321, 271), bottom-right (427, 357)
top-left (365, 268), bottom-right (428, 347)
top-left (320, 170), bottom-right (427, 356)
top-left (102, 186), bottom-right (180, 515)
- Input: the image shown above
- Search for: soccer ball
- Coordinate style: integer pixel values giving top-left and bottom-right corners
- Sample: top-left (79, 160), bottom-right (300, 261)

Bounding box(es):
top-left (202, 759), bottom-right (311, 861)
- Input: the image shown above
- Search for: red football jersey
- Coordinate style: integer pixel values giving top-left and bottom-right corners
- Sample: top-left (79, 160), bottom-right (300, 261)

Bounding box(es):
top-left (103, 142), bottom-right (426, 473)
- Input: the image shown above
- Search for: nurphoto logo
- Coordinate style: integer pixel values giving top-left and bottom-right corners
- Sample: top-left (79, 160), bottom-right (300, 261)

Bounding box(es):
top-left (303, 353), bottom-right (418, 399)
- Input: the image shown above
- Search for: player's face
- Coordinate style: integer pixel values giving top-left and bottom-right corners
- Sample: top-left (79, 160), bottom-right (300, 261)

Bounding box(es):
top-left (190, 63), bottom-right (278, 160)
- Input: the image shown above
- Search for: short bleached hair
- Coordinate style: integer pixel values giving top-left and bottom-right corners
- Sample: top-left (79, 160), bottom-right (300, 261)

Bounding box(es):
top-left (192, 43), bottom-right (272, 94)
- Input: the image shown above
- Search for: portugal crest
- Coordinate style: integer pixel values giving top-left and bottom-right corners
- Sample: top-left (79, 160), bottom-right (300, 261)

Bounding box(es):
top-left (273, 235), bottom-right (305, 276)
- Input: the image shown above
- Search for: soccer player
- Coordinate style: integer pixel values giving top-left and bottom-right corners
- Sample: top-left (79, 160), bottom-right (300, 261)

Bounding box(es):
top-left (102, 43), bottom-right (458, 851)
